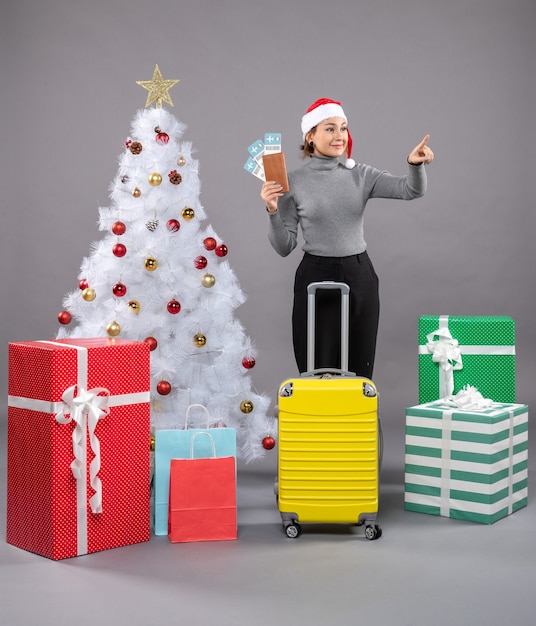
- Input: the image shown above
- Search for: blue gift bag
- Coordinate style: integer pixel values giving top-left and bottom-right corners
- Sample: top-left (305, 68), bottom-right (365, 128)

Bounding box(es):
top-left (154, 404), bottom-right (237, 536)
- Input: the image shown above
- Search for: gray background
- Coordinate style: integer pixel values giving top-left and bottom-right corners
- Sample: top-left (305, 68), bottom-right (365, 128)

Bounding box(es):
top-left (1, 1), bottom-right (535, 624)
top-left (2, 0), bottom-right (534, 468)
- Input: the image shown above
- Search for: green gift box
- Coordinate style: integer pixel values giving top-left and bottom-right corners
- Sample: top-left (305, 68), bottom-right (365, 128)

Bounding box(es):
top-left (404, 400), bottom-right (528, 524)
top-left (418, 315), bottom-right (516, 403)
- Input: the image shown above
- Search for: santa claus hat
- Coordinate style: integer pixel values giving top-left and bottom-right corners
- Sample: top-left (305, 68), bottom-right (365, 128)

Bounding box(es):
top-left (301, 98), bottom-right (355, 169)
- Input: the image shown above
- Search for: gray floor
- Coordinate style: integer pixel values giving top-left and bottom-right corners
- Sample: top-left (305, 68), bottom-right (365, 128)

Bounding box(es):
top-left (2, 416), bottom-right (535, 626)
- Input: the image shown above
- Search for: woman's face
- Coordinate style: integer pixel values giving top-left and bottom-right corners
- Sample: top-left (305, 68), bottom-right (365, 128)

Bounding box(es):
top-left (309, 117), bottom-right (348, 159)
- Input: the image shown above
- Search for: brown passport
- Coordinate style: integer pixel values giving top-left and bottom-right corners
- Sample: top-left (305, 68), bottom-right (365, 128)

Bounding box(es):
top-left (262, 152), bottom-right (289, 192)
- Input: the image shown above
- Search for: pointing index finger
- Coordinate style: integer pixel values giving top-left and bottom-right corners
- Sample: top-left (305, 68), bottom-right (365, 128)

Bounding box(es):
top-left (419, 134), bottom-right (431, 148)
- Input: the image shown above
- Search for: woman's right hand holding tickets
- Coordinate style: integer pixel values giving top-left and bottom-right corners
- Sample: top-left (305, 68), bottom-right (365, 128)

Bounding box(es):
top-left (261, 181), bottom-right (284, 214)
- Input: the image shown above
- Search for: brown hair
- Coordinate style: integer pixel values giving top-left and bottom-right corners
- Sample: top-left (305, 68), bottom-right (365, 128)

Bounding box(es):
top-left (300, 127), bottom-right (316, 158)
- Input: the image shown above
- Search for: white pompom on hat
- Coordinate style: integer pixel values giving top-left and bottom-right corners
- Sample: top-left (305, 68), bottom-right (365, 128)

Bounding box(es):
top-left (301, 98), bottom-right (355, 169)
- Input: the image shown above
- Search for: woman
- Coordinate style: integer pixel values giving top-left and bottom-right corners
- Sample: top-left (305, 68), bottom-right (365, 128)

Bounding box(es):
top-left (260, 97), bottom-right (434, 378)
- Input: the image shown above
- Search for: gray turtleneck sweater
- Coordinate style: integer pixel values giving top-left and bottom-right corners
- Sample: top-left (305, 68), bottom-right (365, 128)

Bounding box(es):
top-left (268, 155), bottom-right (427, 257)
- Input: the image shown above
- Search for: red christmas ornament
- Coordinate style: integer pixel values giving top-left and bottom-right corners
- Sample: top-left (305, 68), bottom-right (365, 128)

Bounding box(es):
top-left (156, 132), bottom-right (169, 145)
top-left (157, 380), bottom-right (172, 395)
top-left (166, 219), bottom-right (180, 233)
top-left (203, 237), bottom-right (217, 251)
top-left (112, 221), bottom-right (126, 235)
top-left (112, 243), bottom-right (127, 257)
top-left (112, 282), bottom-right (127, 297)
top-left (262, 436), bottom-right (276, 450)
top-left (167, 299), bottom-right (181, 314)
top-left (194, 255), bottom-right (208, 269)
top-left (144, 336), bottom-right (158, 351)
top-left (215, 244), bottom-right (228, 258)
top-left (57, 310), bottom-right (72, 325)
top-left (79, 278), bottom-right (88, 290)
top-left (242, 356), bottom-right (256, 369)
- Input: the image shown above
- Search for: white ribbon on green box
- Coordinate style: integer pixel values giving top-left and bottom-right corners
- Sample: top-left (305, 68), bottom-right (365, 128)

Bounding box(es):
top-left (440, 409), bottom-right (453, 518)
top-left (423, 325), bottom-right (463, 398)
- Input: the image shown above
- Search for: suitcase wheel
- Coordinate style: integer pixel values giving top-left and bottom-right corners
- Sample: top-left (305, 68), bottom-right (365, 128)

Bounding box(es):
top-left (284, 522), bottom-right (302, 539)
top-left (365, 524), bottom-right (382, 540)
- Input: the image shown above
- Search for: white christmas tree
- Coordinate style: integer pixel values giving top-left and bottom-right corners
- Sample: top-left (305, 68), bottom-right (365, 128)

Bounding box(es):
top-left (57, 65), bottom-right (276, 461)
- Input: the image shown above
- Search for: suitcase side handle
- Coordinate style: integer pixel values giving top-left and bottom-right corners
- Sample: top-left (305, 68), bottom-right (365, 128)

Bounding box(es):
top-left (306, 281), bottom-right (350, 373)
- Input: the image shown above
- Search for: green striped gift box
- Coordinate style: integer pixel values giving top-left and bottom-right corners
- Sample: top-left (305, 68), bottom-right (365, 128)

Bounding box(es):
top-left (404, 401), bottom-right (528, 524)
top-left (418, 315), bottom-right (516, 404)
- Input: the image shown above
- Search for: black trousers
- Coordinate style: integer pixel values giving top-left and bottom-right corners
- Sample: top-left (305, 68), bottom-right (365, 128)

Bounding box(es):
top-left (292, 252), bottom-right (380, 378)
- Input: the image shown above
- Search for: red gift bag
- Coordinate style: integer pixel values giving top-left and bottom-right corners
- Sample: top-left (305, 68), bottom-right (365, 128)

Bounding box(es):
top-left (168, 432), bottom-right (237, 542)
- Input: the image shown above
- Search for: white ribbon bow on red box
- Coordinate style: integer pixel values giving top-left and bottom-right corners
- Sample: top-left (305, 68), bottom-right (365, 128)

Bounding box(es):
top-left (55, 384), bottom-right (111, 515)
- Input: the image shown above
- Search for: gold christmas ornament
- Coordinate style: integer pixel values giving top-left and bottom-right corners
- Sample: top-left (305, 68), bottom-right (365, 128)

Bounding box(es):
top-left (150, 435), bottom-right (156, 452)
top-left (128, 300), bottom-right (141, 314)
top-left (193, 333), bottom-right (207, 347)
top-left (177, 155), bottom-right (187, 166)
top-left (106, 321), bottom-right (121, 337)
top-left (181, 207), bottom-right (195, 220)
top-left (82, 288), bottom-right (96, 302)
top-left (148, 172), bottom-right (162, 186)
top-left (136, 64), bottom-right (180, 109)
top-left (132, 187), bottom-right (142, 198)
top-left (240, 400), bottom-right (254, 414)
top-left (145, 257), bottom-right (158, 271)
top-left (201, 273), bottom-right (216, 288)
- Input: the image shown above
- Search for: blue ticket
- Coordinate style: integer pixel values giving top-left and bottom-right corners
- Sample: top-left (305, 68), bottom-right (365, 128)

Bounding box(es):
top-left (247, 139), bottom-right (265, 163)
top-left (264, 133), bottom-right (282, 154)
top-left (244, 156), bottom-right (266, 181)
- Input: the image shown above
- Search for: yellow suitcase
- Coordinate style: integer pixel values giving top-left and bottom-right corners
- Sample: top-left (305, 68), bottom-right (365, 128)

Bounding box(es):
top-left (277, 282), bottom-right (382, 540)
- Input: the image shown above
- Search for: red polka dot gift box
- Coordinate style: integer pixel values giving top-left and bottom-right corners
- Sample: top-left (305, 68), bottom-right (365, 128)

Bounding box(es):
top-left (6, 338), bottom-right (151, 560)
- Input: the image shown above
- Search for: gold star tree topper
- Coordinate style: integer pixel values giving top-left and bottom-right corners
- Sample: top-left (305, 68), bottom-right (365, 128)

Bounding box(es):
top-left (136, 65), bottom-right (180, 108)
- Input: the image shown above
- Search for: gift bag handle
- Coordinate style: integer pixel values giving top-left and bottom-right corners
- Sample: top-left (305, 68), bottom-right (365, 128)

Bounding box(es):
top-left (189, 432), bottom-right (216, 459)
top-left (185, 403), bottom-right (211, 430)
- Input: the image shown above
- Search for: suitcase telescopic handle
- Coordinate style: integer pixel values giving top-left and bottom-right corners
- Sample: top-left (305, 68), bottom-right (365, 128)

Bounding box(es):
top-left (306, 281), bottom-right (350, 373)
